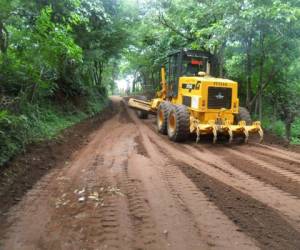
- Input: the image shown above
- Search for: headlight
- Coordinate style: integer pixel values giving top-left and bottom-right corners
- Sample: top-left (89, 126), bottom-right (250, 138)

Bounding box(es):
top-left (191, 96), bottom-right (200, 109)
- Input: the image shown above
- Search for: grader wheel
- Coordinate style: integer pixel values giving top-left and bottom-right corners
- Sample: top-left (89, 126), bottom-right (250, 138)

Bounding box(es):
top-left (157, 102), bottom-right (172, 134)
top-left (167, 105), bottom-right (190, 142)
top-left (235, 107), bottom-right (252, 125)
top-left (234, 107), bottom-right (252, 143)
top-left (136, 96), bottom-right (149, 119)
top-left (137, 110), bottom-right (148, 119)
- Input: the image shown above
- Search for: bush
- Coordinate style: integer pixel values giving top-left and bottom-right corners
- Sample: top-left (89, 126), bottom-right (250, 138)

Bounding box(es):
top-left (0, 111), bottom-right (30, 165)
top-left (262, 115), bottom-right (300, 144)
top-left (291, 118), bottom-right (300, 144)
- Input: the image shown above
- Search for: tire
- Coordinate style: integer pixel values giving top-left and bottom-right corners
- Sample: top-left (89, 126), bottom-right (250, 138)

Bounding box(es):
top-left (235, 107), bottom-right (252, 125)
top-left (167, 105), bottom-right (190, 142)
top-left (157, 101), bottom-right (172, 134)
top-left (137, 110), bottom-right (148, 119)
top-left (136, 96), bottom-right (149, 119)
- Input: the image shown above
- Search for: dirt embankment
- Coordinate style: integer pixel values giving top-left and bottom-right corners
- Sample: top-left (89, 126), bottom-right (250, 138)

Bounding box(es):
top-left (0, 100), bottom-right (116, 217)
top-left (0, 96), bottom-right (300, 250)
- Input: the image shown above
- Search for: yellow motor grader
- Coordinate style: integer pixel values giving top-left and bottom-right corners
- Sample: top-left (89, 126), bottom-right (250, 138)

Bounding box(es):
top-left (128, 49), bottom-right (263, 143)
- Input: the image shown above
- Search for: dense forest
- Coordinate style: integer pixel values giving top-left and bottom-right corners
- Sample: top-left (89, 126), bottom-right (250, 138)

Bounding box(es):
top-left (0, 0), bottom-right (300, 166)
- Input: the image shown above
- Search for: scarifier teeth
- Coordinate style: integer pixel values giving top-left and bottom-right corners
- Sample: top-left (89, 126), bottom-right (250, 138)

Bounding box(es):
top-left (259, 128), bottom-right (264, 143)
top-left (228, 129), bottom-right (233, 144)
top-left (212, 127), bottom-right (217, 144)
top-left (196, 129), bottom-right (200, 144)
top-left (244, 129), bottom-right (249, 143)
top-left (213, 136), bottom-right (217, 144)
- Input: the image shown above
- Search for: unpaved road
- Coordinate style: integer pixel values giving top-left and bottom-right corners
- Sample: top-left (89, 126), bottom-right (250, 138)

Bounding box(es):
top-left (1, 96), bottom-right (300, 250)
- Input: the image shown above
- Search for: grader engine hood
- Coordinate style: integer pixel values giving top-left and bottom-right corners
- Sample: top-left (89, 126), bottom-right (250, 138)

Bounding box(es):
top-left (177, 77), bottom-right (263, 143)
top-left (179, 76), bottom-right (239, 114)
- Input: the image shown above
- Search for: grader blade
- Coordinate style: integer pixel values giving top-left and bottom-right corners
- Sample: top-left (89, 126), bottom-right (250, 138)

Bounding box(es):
top-left (128, 98), bottom-right (152, 112)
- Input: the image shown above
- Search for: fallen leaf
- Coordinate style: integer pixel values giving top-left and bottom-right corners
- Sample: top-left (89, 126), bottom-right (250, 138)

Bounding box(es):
top-left (78, 197), bottom-right (85, 202)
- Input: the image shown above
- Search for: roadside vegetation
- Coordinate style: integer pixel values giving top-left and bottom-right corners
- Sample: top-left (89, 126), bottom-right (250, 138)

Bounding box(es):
top-left (1, 0), bottom-right (300, 166)
top-left (0, 0), bottom-right (132, 165)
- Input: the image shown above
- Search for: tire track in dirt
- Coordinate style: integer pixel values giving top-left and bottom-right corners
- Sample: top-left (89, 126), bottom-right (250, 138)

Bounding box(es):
top-left (128, 108), bottom-right (259, 249)
top-left (100, 113), bottom-right (165, 250)
top-left (222, 147), bottom-right (300, 184)
top-left (142, 121), bottom-right (300, 225)
top-left (130, 140), bottom-right (213, 250)
top-left (205, 146), bottom-right (300, 198)
top-left (146, 137), bottom-right (300, 250)
top-left (119, 159), bottom-right (163, 250)
top-left (185, 144), bottom-right (300, 229)
top-left (178, 162), bottom-right (300, 250)
top-left (47, 109), bottom-right (164, 250)
top-left (235, 145), bottom-right (300, 175)
top-left (251, 148), bottom-right (300, 165)
top-left (157, 161), bottom-right (259, 249)
top-left (38, 153), bottom-right (126, 250)
top-left (250, 143), bottom-right (300, 161)
top-left (1, 151), bottom-right (127, 250)
top-left (252, 152), bottom-right (300, 174)
top-left (130, 106), bottom-right (300, 230)
top-left (1, 101), bottom-right (153, 250)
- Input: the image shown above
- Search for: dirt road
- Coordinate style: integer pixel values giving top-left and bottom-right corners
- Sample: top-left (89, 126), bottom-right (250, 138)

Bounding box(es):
top-left (1, 96), bottom-right (300, 250)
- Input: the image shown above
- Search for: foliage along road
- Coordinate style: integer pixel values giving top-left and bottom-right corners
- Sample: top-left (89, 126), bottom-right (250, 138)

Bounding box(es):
top-left (1, 96), bottom-right (300, 250)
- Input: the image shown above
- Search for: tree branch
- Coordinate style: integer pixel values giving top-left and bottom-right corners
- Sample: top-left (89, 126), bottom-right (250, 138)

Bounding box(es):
top-left (249, 68), bottom-right (277, 107)
top-left (158, 13), bottom-right (195, 42)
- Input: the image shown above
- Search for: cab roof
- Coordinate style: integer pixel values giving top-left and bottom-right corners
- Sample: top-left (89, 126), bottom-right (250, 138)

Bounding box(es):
top-left (167, 49), bottom-right (210, 59)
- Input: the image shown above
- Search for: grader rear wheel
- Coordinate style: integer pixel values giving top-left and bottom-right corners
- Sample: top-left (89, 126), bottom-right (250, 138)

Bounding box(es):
top-left (167, 105), bottom-right (190, 142)
top-left (157, 102), bottom-right (172, 134)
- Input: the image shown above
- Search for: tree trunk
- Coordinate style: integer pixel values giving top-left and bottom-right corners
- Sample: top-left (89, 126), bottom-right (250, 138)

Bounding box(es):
top-left (258, 31), bottom-right (265, 121)
top-left (0, 21), bottom-right (8, 54)
top-left (218, 43), bottom-right (226, 77)
top-left (245, 38), bottom-right (252, 110)
top-left (258, 85), bottom-right (262, 121)
top-left (254, 98), bottom-right (258, 116)
top-left (132, 80), bottom-right (136, 92)
top-left (99, 61), bottom-right (103, 86)
top-left (151, 71), bottom-right (155, 89)
top-left (93, 60), bottom-right (104, 87)
top-left (285, 121), bottom-right (291, 142)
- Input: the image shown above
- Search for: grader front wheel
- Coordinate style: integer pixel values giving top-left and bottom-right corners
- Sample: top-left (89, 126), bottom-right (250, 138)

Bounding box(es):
top-left (235, 107), bottom-right (252, 125)
top-left (135, 96), bottom-right (149, 119)
top-left (157, 102), bottom-right (172, 134)
top-left (167, 105), bottom-right (190, 142)
top-left (137, 110), bottom-right (148, 119)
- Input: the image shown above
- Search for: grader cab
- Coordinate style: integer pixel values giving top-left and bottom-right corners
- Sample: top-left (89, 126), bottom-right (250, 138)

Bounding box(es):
top-left (128, 49), bottom-right (263, 143)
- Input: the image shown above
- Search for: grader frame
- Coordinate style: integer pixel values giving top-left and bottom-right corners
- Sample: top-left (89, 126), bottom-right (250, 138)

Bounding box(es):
top-left (128, 49), bottom-right (263, 143)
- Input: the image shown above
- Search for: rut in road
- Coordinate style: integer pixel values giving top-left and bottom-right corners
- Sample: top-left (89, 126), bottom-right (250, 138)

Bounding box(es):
top-left (1, 97), bottom-right (300, 250)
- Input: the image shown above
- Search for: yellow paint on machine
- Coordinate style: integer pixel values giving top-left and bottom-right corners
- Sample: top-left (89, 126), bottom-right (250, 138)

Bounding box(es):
top-left (128, 49), bottom-right (263, 143)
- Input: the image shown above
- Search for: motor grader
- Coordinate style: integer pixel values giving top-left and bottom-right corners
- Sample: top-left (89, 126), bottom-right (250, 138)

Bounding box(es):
top-left (128, 49), bottom-right (263, 143)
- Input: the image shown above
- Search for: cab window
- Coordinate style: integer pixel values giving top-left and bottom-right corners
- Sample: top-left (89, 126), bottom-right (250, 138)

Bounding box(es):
top-left (182, 57), bottom-right (206, 76)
